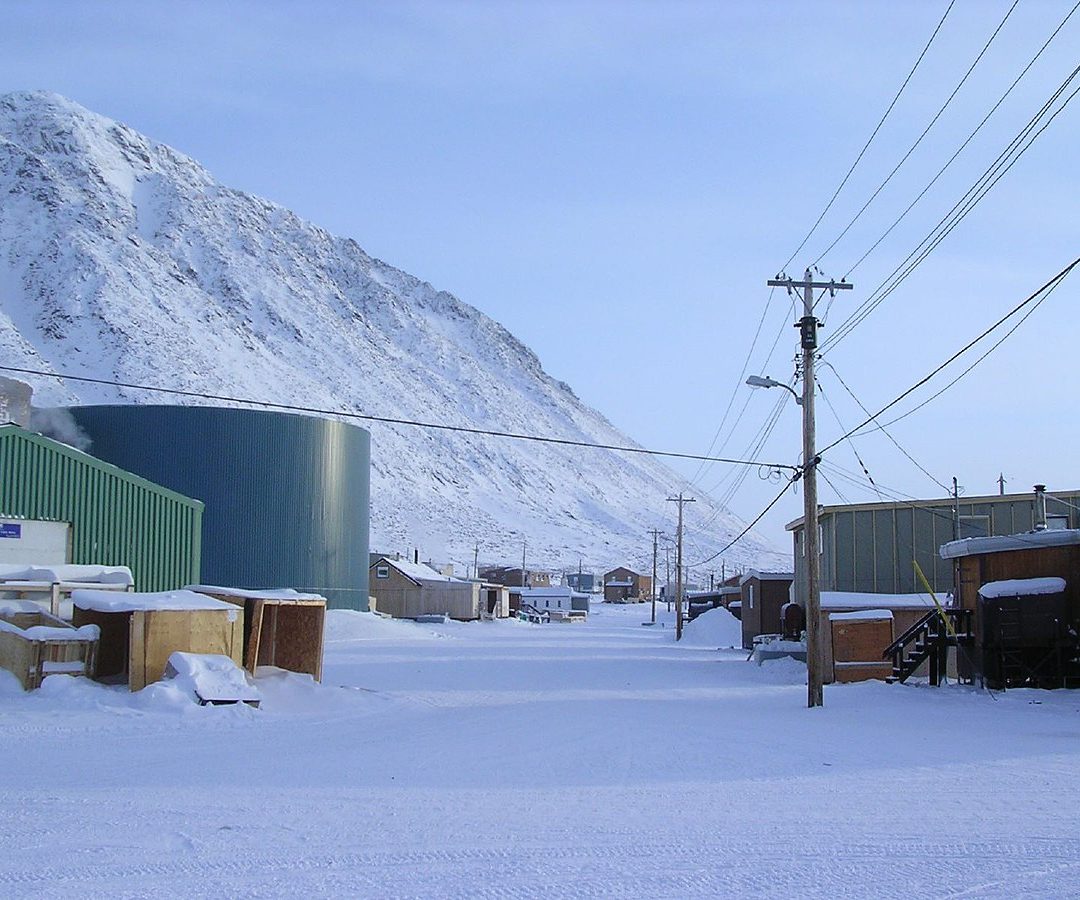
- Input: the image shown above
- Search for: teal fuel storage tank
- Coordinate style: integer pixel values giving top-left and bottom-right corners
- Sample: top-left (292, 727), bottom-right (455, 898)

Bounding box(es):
top-left (63, 406), bottom-right (370, 610)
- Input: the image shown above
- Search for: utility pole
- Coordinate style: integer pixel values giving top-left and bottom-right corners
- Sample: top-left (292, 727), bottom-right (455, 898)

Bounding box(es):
top-left (768, 268), bottom-right (852, 709)
top-left (473, 543), bottom-right (479, 580)
top-left (664, 546), bottom-right (671, 612)
top-left (998, 473), bottom-right (1007, 496)
top-left (952, 477), bottom-right (960, 541)
top-left (667, 493), bottom-right (695, 640)
top-left (647, 528), bottom-right (662, 624)
top-left (521, 539), bottom-right (527, 588)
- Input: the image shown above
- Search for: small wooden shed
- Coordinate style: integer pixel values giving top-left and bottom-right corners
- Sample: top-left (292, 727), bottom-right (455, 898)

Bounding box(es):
top-left (818, 592), bottom-right (940, 683)
top-left (72, 589), bottom-right (244, 691)
top-left (0, 599), bottom-right (99, 689)
top-left (829, 610), bottom-right (894, 683)
top-left (187, 585), bottom-right (326, 681)
top-left (739, 571), bottom-right (794, 650)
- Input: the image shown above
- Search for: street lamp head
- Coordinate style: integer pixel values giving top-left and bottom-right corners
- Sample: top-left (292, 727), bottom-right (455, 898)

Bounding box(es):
top-left (746, 375), bottom-right (778, 389)
top-left (746, 374), bottom-right (803, 405)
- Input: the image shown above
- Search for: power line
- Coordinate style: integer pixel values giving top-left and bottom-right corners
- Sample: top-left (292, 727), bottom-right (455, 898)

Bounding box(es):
top-left (841, 0), bottom-right (1080, 280)
top-left (817, 360), bottom-right (949, 493)
top-left (686, 475), bottom-right (798, 568)
top-left (870, 267), bottom-right (1067, 431)
top-left (0, 363), bottom-right (798, 471)
top-left (778, 0), bottom-right (956, 272)
top-left (811, 0), bottom-right (1021, 267)
top-left (822, 63), bottom-right (1080, 353)
top-left (818, 256), bottom-right (1079, 457)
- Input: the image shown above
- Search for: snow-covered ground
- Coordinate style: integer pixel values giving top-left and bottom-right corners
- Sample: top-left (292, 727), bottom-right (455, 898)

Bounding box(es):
top-left (2, 603), bottom-right (1079, 898)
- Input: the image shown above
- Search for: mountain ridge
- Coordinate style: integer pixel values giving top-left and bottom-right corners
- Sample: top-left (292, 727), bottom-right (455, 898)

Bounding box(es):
top-left (0, 90), bottom-right (783, 574)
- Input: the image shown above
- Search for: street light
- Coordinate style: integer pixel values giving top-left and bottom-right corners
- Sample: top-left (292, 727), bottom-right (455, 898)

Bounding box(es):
top-left (746, 375), bottom-right (803, 405)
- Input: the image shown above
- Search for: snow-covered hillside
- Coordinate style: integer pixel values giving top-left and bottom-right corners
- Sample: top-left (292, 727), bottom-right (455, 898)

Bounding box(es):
top-left (0, 91), bottom-right (782, 572)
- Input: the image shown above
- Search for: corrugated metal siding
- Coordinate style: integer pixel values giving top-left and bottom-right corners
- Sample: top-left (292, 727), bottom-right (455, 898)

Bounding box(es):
top-left (66, 406), bottom-right (370, 610)
top-left (0, 425), bottom-right (202, 590)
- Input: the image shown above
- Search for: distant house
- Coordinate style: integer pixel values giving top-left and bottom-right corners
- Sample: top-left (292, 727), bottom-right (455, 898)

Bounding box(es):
top-left (514, 586), bottom-right (590, 619)
top-left (479, 566), bottom-right (552, 588)
top-left (370, 557), bottom-right (481, 620)
top-left (603, 567), bottom-right (650, 602)
top-left (739, 571), bottom-right (794, 650)
top-left (565, 572), bottom-right (598, 594)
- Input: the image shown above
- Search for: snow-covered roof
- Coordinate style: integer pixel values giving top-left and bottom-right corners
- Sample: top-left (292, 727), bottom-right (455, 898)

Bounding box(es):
top-left (820, 591), bottom-right (942, 610)
top-left (977, 577), bottom-right (1066, 599)
top-left (939, 529), bottom-right (1080, 559)
top-left (372, 558), bottom-right (467, 585)
top-left (0, 564), bottom-right (133, 586)
top-left (185, 585), bottom-right (325, 602)
top-left (73, 589), bottom-right (239, 613)
top-left (739, 570), bottom-right (793, 585)
top-left (829, 609), bottom-right (894, 622)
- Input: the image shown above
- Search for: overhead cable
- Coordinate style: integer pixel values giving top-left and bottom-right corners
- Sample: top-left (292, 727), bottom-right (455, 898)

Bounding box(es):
top-left (818, 256), bottom-right (1079, 456)
top-left (0, 363), bottom-right (798, 471)
top-left (811, 0), bottom-right (1022, 267)
top-left (777, 0), bottom-right (956, 272)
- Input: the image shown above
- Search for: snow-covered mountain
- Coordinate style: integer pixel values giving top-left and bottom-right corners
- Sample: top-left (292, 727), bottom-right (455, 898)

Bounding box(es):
top-left (0, 91), bottom-right (783, 574)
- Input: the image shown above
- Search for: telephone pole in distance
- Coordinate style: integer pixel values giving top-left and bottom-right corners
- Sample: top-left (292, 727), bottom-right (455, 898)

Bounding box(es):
top-left (647, 528), bottom-right (663, 624)
top-left (666, 493), bottom-right (695, 640)
top-left (767, 267), bottom-right (852, 709)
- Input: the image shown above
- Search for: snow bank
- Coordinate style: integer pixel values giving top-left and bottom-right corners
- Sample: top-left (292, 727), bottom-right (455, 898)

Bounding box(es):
top-left (680, 606), bottom-right (742, 648)
top-left (164, 652), bottom-right (261, 705)
top-left (324, 610), bottom-right (445, 642)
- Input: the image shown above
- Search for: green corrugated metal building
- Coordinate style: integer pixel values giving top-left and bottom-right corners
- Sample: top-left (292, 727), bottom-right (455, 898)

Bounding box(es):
top-left (0, 424), bottom-right (202, 589)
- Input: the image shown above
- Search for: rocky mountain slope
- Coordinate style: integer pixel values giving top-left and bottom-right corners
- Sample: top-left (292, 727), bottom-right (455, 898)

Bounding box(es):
top-left (0, 91), bottom-right (782, 574)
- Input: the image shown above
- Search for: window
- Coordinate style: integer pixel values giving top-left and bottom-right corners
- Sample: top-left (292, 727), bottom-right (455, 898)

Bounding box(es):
top-left (749, 584), bottom-right (755, 609)
top-left (1048, 515), bottom-right (1069, 530)
top-left (958, 515), bottom-right (990, 539)
top-left (376, 565), bottom-right (389, 579)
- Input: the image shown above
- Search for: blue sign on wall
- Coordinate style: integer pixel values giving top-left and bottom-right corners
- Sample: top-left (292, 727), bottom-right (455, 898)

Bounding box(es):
top-left (0, 523), bottom-right (22, 539)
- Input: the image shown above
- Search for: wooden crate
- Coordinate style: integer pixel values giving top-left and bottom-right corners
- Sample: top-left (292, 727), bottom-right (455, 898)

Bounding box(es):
top-left (72, 591), bottom-right (244, 691)
top-left (830, 613), bottom-right (894, 684)
top-left (0, 605), bottom-right (99, 690)
top-left (192, 588), bottom-right (326, 681)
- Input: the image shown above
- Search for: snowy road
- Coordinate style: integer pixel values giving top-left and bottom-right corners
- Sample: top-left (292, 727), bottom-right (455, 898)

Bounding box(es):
top-left (2, 604), bottom-right (1079, 898)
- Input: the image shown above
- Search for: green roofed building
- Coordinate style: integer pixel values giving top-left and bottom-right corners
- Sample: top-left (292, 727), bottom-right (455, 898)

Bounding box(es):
top-left (0, 424), bottom-right (202, 590)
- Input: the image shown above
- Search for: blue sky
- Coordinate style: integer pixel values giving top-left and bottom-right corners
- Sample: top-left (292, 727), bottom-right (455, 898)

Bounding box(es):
top-left (3, 0), bottom-right (1078, 559)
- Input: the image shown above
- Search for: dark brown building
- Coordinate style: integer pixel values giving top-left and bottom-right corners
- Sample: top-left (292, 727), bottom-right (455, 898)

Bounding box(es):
top-left (739, 571), bottom-right (794, 650)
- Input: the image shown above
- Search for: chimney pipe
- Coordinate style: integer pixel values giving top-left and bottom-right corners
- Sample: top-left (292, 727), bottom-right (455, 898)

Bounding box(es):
top-left (1034, 484), bottom-right (1047, 531)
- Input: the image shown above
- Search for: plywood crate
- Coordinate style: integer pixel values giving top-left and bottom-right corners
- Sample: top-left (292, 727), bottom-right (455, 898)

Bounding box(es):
top-left (0, 603), bottom-right (99, 690)
top-left (72, 590), bottom-right (244, 691)
top-left (190, 587), bottom-right (326, 681)
top-left (830, 613), bottom-right (894, 683)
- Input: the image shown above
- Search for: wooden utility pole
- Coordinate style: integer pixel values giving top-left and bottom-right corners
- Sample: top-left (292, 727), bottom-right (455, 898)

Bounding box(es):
top-left (647, 528), bottom-right (662, 624)
top-left (473, 543), bottom-right (479, 579)
top-left (667, 493), bottom-right (695, 640)
top-left (521, 539), bottom-right (527, 588)
top-left (664, 546), bottom-right (671, 611)
top-left (767, 268), bottom-right (852, 709)
top-left (952, 477), bottom-right (961, 541)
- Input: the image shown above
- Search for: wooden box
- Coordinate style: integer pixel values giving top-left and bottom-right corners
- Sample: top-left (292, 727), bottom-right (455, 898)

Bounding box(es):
top-left (190, 587), bottom-right (326, 681)
top-left (72, 590), bottom-right (244, 691)
top-left (830, 612), bottom-right (894, 683)
top-left (0, 603), bottom-right (99, 690)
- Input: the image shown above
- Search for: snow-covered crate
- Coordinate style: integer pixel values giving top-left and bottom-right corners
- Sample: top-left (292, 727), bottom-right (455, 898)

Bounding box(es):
top-left (829, 613), bottom-right (894, 683)
top-left (186, 586), bottom-right (326, 681)
top-left (71, 590), bottom-right (244, 691)
top-left (0, 602), bottom-right (100, 690)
